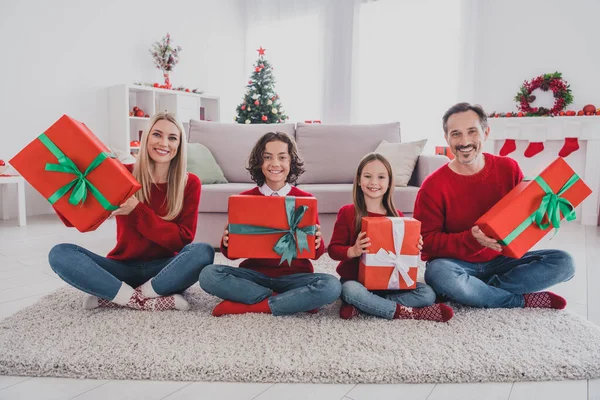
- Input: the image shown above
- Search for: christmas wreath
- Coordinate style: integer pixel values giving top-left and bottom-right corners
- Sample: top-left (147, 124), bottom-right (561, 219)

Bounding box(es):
top-left (514, 72), bottom-right (573, 116)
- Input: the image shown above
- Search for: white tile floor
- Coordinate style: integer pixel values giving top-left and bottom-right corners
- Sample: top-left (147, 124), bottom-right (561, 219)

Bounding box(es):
top-left (0, 215), bottom-right (599, 400)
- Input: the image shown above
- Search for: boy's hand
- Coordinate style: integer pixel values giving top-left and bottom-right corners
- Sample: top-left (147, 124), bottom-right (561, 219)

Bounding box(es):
top-left (315, 224), bottom-right (322, 249)
top-left (348, 231), bottom-right (370, 258)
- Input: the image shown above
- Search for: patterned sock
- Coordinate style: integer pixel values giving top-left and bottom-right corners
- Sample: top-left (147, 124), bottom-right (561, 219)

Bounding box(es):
top-left (212, 298), bottom-right (271, 317)
top-left (499, 139), bottom-right (517, 156)
top-left (125, 288), bottom-right (189, 311)
top-left (138, 279), bottom-right (160, 298)
top-left (339, 302), bottom-right (360, 320)
top-left (393, 303), bottom-right (454, 322)
top-left (82, 296), bottom-right (121, 310)
top-left (558, 137), bottom-right (580, 158)
top-left (524, 141), bottom-right (544, 158)
top-left (523, 291), bottom-right (566, 309)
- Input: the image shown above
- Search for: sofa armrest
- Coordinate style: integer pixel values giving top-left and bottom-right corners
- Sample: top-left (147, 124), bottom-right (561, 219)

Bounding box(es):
top-left (408, 155), bottom-right (449, 187)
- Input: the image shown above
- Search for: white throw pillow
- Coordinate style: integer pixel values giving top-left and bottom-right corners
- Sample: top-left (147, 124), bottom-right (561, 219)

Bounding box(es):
top-left (374, 139), bottom-right (427, 187)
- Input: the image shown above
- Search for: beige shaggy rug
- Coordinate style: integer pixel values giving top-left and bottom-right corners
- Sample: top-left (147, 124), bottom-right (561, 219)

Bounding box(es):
top-left (1, 253), bottom-right (600, 384)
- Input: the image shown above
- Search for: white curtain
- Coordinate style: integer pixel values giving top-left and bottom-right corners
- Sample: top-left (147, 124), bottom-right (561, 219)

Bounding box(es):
top-left (243, 0), bottom-right (466, 143)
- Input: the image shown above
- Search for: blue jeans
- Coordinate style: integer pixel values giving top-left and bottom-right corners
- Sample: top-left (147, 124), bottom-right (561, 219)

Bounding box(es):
top-left (49, 242), bottom-right (215, 301)
top-left (424, 249), bottom-right (575, 308)
top-left (341, 280), bottom-right (436, 320)
top-left (199, 264), bottom-right (342, 316)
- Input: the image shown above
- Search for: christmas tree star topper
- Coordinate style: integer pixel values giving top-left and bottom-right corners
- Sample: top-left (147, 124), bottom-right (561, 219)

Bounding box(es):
top-left (257, 47), bottom-right (266, 56)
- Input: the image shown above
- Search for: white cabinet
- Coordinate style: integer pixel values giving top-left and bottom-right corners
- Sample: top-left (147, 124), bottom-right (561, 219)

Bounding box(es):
top-left (107, 84), bottom-right (220, 155)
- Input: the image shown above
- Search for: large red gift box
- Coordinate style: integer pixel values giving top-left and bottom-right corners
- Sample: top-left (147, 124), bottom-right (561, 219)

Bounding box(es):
top-left (359, 217), bottom-right (421, 290)
top-left (227, 195), bottom-right (318, 264)
top-left (10, 115), bottom-right (141, 232)
top-left (475, 157), bottom-right (592, 259)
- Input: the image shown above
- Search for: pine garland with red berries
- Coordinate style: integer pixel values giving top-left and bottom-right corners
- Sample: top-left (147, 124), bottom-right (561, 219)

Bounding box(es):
top-left (514, 72), bottom-right (573, 116)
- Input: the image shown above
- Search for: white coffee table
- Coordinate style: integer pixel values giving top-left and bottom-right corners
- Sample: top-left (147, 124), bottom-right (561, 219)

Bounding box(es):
top-left (0, 176), bottom-right (27, 226)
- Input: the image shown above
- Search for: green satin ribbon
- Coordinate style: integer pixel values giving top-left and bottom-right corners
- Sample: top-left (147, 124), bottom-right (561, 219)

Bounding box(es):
top-left (228, 196), bottom-right (317, 265)
top-left (38, 133), bottom-right (118, 211)
top-left (499, 174), bottom-right (578, 246)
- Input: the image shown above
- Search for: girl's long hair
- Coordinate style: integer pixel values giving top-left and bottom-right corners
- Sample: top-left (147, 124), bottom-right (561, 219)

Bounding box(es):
top-left (353, 152), bottom-right (399, 233)
top-left (132, 112), bottom-right (188, 221)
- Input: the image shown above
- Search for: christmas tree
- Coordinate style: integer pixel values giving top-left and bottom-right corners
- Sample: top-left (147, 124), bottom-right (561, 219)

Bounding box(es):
top-left (235, 47), bottom-right (289, 124)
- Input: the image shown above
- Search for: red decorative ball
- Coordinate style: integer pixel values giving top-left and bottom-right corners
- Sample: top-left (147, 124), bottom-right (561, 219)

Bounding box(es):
top-left (0, 160), bottom-right (5, 166)
top-left (583, 104), bottom-right (596, 114)
top-left (153, 83), bottom-right (159, 88)
top-left (261, 115), bottom-right (268, 121)
top-left (255, 67), bottom-right (261, 72)
top-left (254, 100), bottom-right (260, 105)
top-left (185, 88), bottom-right (190, 92)
top-left (135, 110), bottom-right (144, 117)
top-left (577, 110), bottom-right (584, 116)
top-left (248, 80), bottom-right (252, 84)
top-left (241, 105), bottom-right (246, 110)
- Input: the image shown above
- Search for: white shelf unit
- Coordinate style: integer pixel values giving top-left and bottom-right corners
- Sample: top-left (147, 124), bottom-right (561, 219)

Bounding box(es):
top-left (107, 84), bottom-right (220, 155)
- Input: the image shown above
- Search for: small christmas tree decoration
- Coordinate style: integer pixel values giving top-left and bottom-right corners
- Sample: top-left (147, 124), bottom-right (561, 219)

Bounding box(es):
top-left (235, 47), bottom-right (289, 124)
top-left (150, 33), bottom-right (182, 89)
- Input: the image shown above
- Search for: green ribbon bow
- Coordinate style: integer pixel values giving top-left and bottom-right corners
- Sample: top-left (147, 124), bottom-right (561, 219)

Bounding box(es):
top-left (39, 133), bottom-right (118, 211)
top-left (228, 196), bottom-right (317, 265)
top-left (499, 174), bottom-right (578, 246)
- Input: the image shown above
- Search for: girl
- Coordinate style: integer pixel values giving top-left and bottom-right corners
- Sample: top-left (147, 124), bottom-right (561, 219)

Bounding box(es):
top-left (48, 112), bottom-right (214, 311)
top-left (328, 153), bottom-right (453, 322)
top-left (199, 131), bottom-right (341, 316)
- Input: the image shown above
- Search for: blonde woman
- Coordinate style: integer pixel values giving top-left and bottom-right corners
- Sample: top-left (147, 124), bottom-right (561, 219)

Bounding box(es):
top-left (49, 112), bottom-right (214, 311)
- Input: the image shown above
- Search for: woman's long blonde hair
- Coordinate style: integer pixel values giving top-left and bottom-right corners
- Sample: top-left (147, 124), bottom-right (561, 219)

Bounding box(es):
top-left (132, 112), bottom-right (188, 221)
top-left (353, 153), bottom-right (399, 234)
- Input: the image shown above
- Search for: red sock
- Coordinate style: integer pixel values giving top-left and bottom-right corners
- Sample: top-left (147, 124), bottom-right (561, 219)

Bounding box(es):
top-left (307, 308), bottom-right (320, 314)
top-left (499, 139), bottom-right (517, 156)
top-left (211, 298), bottom-right (272, 317)
top-left (524, 142), bottom-right (544, 158)
top-left (339, 302), bottom-right (360, 320)
top-left (523, 291), bottom-right (566, 309)
top-left (558, 137), bottom-right (580, 158)
top-left (393, 303), bottom-right (454, 322)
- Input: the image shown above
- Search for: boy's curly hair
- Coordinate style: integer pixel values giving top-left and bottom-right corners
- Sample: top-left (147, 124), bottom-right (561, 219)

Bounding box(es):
top-left (246, 131), bottom-right (305, 186)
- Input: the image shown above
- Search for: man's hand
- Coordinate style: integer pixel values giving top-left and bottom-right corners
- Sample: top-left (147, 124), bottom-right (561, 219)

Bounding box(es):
top-left (417, 235), bottom-right (423, 251)
top-left (347, 231), bottom-right (370, 258)
top-left (110, 196), bottom-right (139, 217)
top-left (471, 226), bottom-right (502, 252)
top-left (315, 224), bottom-right (322, 249)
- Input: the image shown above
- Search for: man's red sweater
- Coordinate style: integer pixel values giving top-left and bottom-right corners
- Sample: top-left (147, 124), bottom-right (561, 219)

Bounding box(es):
top-left (328, 204), bottom-right (404, 281)
top-left (220, 186), bottom-right (325, 278)
top-left (413, 153), bottom-right (523, 263)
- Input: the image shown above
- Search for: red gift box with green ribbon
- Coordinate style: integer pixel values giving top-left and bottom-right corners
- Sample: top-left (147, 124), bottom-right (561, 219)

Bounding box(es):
top-left (475, 157), bottom-right (592, 259)
top-left (227, 195), bottom-right (317, 265)
top-left (9, 115), bottom-right (141, 232)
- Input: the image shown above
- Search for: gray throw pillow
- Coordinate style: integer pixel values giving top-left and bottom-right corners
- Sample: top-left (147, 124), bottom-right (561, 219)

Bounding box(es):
top-left (187, 142), bottom-right (228, 184)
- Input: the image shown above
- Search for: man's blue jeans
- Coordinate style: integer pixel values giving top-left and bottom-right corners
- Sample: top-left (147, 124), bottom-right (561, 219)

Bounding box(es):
top-left (424, 249), bottom-right (575, 308)
top-left (49, 242), bottom-right (215, 300)
top-left (199, 264), bottom-right (342, 316)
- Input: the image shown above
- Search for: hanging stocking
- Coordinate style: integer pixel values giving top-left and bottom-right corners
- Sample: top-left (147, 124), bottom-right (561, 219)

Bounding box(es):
top-left (558, 137), bottom-right (580, 158)
top-left (524, 142), bottom-right (545, 158)
top-left (499, 139), bottom-right (517, 156)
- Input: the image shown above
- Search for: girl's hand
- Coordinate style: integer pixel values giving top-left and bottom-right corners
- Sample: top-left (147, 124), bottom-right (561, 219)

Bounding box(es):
top-left (347, 231), bottom-right (370, 258)
top-left (222, 224), bottom-right (230, 247)
top-left (417, 235), bottom-right (423, 251)
top-left (315, 224), bottom-right (322, 249)
top-left (110, 196), bottom-right (139, 217)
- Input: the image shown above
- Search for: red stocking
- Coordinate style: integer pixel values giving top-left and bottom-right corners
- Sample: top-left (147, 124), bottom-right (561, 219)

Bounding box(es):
top-left (558, 137), bottom-right (580, 158)
top-left (499, 139), bottom-right (516, 156)
top-left (524, 142), bottom-right (544, 158)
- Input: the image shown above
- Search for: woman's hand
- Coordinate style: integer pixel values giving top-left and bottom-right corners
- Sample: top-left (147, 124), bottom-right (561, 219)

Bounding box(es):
top-left (417, 235), bottom-right (423, 251)
top-left (347, 231), bottom-right (370, 258)
top-left (110, 196), bottom-right (139, 217)
top-left (315, 224), bottom-right (322, 249)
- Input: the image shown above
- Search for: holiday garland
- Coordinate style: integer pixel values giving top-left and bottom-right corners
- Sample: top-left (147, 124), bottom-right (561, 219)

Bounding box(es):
top-left (514, 72), bottom-right (573, 116)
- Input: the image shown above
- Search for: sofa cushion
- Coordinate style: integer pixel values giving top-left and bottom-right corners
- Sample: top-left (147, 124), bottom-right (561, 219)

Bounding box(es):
top-left (296, 122), bottom-right (401, 184)
top-left (199, 183), bottom-right (257, 212)
top-left (187, 143), bottom-right (228, 184)
top-left (188, 120), bottom-right (296, 183)
top-left (374, 139), bottom-right (427, 187)
top-left (296, 184), bottom-right (419, 214)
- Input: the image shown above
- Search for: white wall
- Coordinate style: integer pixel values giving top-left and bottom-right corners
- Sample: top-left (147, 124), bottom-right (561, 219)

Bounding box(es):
top-left (473, 0), bottom-right (600, 114)
top-left (0, 0), bottom-right (245, 217)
